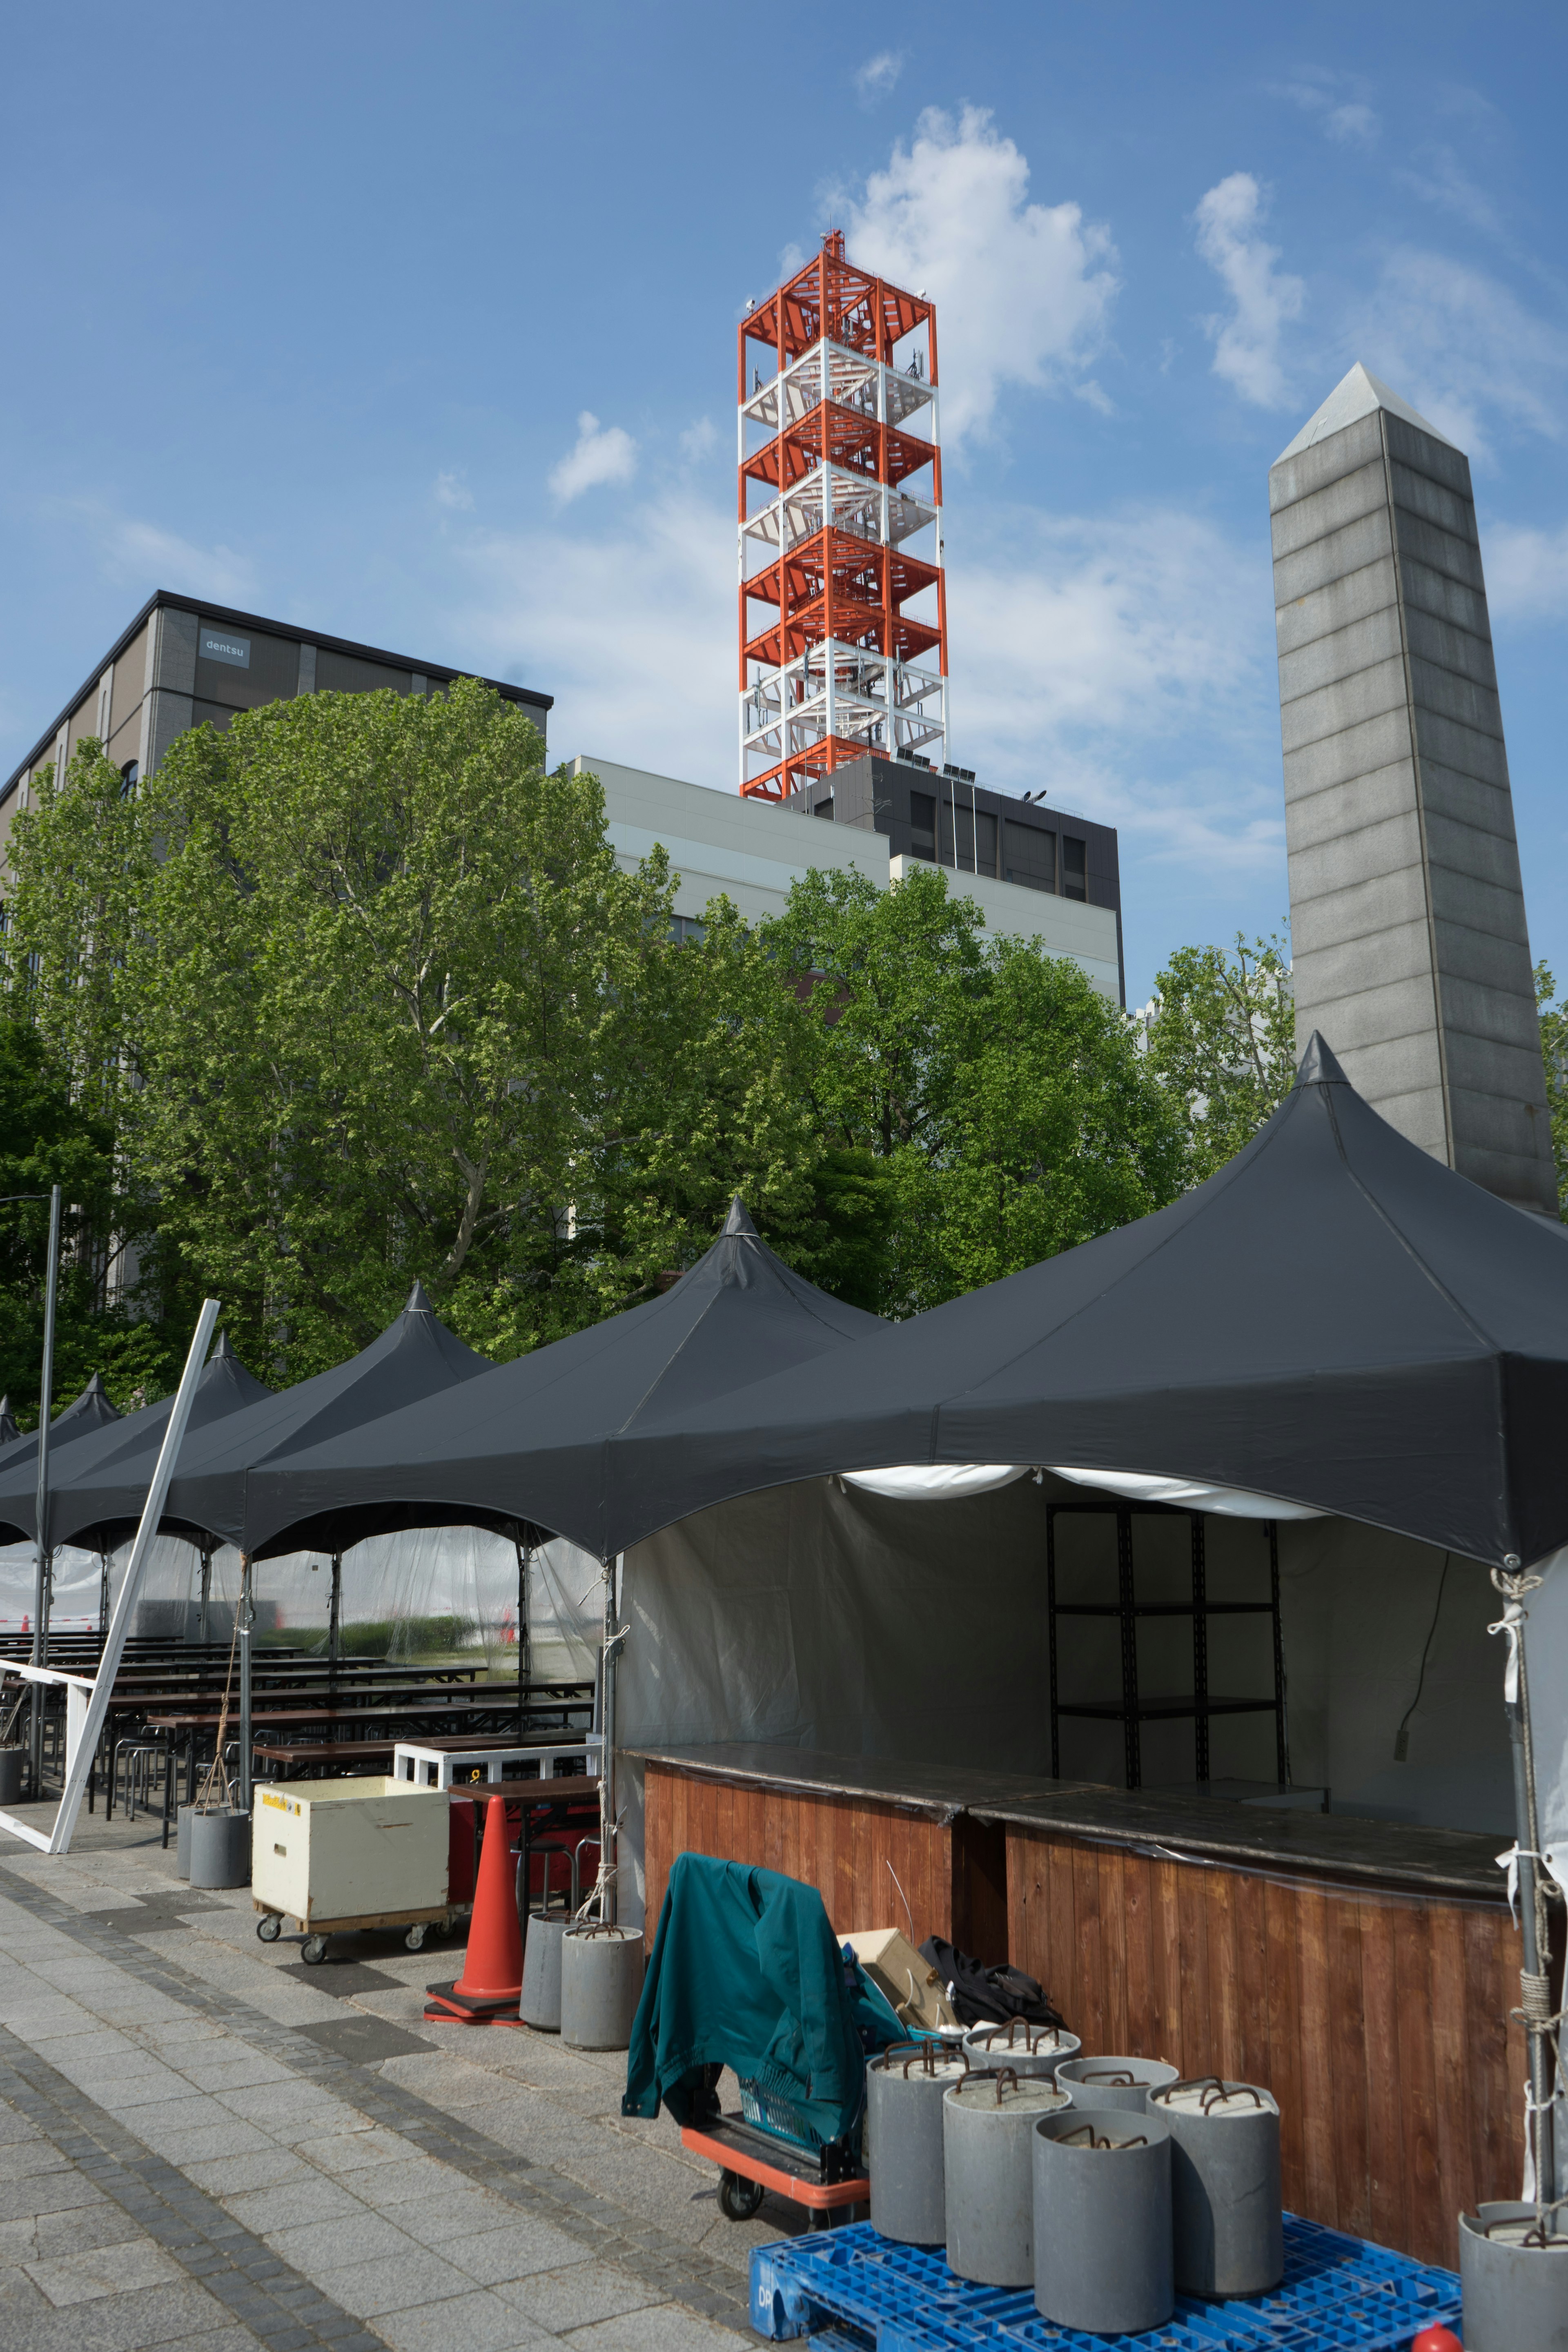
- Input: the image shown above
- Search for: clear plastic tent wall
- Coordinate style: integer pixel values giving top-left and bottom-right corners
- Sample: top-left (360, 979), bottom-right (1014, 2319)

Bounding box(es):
top-left (0, 1530), bottom-right (602, 1681)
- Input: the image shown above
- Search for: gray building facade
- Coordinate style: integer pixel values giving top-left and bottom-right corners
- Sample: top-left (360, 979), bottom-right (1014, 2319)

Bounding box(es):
top-left (0, 592), bottom-right (552, 871)
top-left (1270, 363), bottom-right (1556, 1214)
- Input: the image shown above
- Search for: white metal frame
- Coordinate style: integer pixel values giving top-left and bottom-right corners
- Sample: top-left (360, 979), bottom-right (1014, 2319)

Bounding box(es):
top-left (392, 1733), bottom-right (604, 1791)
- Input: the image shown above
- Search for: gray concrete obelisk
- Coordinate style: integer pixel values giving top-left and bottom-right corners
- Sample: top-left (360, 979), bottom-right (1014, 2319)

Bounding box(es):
top-left (1270, 363), bottom-right (1557, 1214)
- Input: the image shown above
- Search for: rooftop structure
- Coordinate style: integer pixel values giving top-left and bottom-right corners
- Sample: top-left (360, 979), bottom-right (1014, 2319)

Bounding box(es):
top-left (737, 231), bottom-right (946, 800)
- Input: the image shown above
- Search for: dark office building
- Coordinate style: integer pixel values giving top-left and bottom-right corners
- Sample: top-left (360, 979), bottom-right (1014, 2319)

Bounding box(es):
top-left (786, 752), bottom-right (1123, 995)
top-left (0, 591), bottom-right (552, 867)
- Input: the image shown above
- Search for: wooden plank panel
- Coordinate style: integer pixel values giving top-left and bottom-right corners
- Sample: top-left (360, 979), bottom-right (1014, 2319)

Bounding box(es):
top-left (1048, 1835), bottom-right (1078, 2028)
top-left (1175, 1855), bottom-right (1211, 2080)
top-left (1464, 1901), bottom-right (1522, 2209)
top-left (1153, 1858), bottom-right (1183, 2066)
top-left (1392, 1896), bottom-right (1442, 2266)
top-left (1234, 1869), bottom-right (1271, 2097)
top-left (1359, 1896), bottom-right (1407, 2257)
top-left (1326, 1880), bottom-right (1371, 2241)
top-left (1428, 1901), bottom-right (1475, 2263)
top-left (1263, 1879), bottom-right (1306, 2220)
top-left (1072, 1839), bottom-right (1106, 2056)
top-left (1097, 1846), bottom-right (1129, 2055)
top-left (1207, 1866), bottom-right (1240, 2086)
top-left (1122, 1850), bottom-right (1155, 2060)
top-left (1294, 1884), bottom-right (1337, 2231)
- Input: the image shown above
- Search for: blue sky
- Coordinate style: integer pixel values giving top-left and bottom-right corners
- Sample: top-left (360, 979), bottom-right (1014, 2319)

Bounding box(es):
top-left (4, 2), bottom-right (1566, 1004)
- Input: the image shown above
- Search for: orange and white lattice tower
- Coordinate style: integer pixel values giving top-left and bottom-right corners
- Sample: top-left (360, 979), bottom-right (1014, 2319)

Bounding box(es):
top-left (738, 230), bottom-right (947, 800)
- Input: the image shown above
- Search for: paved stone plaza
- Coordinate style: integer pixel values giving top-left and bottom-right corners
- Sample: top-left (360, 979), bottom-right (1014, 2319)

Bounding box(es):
top-left (0, 1807), bottom-right (785, 2352)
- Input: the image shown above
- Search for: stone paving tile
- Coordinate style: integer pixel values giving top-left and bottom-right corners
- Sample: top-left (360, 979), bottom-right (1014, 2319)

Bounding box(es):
top-left (181, 2149), bottom-right (311, 2199)
top-left (371, 2287), bottom-right (549, 2352)
top-left (439, 2221), bottom-right (595, 2286)
top-left (495, 2263), bottom-right (664, 2333)
top-left (218, 2178), bottom-right (366, 2236)
top-left (22, 2238), bottom-right (188, 2307)
top-left (305, 2247), bottom-right (482, 2319)
top-left (261, 2212), bottom-right (421, 2273)
top-left (560, 2305), bottom-right (757, 2352)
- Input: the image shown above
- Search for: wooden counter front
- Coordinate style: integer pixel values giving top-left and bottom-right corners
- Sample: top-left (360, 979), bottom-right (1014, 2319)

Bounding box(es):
top-left (631, 1742), bottom-right (1526, 2267)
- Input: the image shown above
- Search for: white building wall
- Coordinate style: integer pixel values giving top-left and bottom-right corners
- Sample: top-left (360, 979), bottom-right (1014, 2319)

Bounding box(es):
top-left (573, 756), bottom-right (1121, 1001)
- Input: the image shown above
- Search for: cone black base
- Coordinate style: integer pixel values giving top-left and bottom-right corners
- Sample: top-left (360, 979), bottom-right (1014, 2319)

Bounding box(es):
top-left (423, 1980), bottom-right (521, 2022)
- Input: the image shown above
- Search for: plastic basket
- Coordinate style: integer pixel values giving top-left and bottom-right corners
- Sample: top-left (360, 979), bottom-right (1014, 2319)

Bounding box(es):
top-left (737, 2073), bottom-right (825, 2152)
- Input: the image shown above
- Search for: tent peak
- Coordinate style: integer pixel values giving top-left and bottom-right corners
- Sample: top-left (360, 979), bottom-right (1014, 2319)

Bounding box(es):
top-left (1294, 1032), bottom-right (1348, 1088)
top-left (211, 1330), bottom-right (234, 1359)
top-left (404, 1280), bottom-right (434, 1314)
top-left (82, 1373), bottom-right (107, 1396)
top-left (723, 1197), bottom-right (758, 1238)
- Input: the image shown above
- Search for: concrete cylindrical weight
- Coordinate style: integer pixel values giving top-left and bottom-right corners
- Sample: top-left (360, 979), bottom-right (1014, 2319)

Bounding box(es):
top-left (962, 2021), bottom-right (1080, 2081)
top-left (521, 1913), bottom-right (568, 2030)
top-left (560, 1923), bottom-right (643, 2050)
top-left (176, 1803), bottom-right (198, 1882)
top-left (943, 2070), bottom-right (1070, 2286)
top-left (1033, 2105), bottom-right (1174, 2335)
top-left (866, 2044), bottom-right (969, 2244)
top-left (1057, 2054), bottom-right (1178, 2112)
top-left (1149, 2077), bottom-right (1283, 2296)
top-left (188, 1808), bottom-right (251, 1889)
top-left (1460, 2203), bottom-right (1568, 2351)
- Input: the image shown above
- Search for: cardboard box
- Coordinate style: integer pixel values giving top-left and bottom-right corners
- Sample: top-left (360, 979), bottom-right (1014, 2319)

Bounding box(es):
top-left (845, 1927), bottom-right (959, 2030)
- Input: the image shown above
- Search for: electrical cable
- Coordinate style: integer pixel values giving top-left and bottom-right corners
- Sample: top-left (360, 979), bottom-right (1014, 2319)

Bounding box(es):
top-left (1394, 1550), bottom-right (1452, 1761)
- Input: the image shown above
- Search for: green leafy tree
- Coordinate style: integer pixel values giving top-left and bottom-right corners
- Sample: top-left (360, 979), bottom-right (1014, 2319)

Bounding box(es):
top-left (760, 864), bottom-right (1184, 1311)
top-left (1535, 961), bottom-right (1568, 1220)
top-left (1144, 932), bottom-right (1296, 1184)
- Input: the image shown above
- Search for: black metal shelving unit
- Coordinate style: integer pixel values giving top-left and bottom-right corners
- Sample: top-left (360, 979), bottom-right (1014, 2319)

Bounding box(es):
top-left (1046, 1502), bottom-right (1288, 1790)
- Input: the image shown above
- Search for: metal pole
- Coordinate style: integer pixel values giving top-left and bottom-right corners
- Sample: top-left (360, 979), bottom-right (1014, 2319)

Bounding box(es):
top-left (29, 1184), bottom-right (60, 1797)
top-left (599, 1557), bottom-right (623, 1926)
top-left (238, 1556), bottom-right (254, 1814)
top-left (1497, 1563), bottom-right (1556, 2206)
top-left (197, 1544), bottom-right (212, 1643)
top-left (48, 1298), bottom-right (220, 1855)
top-left (328, 1552), bottom-right (341, 1670)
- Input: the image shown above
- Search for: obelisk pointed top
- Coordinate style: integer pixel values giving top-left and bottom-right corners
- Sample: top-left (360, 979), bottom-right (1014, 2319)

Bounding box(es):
top-left (1274, 362), bottom-right (1456, 468)
top-left (723, 1197), bottom-right (757, 1237)
top-left (405, 1280), bottom-right (433, 1314)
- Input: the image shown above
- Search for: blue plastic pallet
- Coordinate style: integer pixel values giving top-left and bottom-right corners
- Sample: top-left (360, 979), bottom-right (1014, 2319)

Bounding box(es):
top-left (749, 2212), bottom-right (1463, 2352)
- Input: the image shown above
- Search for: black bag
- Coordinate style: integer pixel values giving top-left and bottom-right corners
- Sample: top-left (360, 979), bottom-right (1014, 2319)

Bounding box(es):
top-left (919, 1935), bottom-right (1067, 2032)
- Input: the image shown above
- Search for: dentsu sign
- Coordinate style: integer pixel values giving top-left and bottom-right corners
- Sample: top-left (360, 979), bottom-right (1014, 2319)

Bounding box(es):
top-left (200, 629), bottom-right (250, 669)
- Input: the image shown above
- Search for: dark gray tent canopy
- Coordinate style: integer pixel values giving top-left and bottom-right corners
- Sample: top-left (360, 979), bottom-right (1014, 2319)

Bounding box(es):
top-left (0, 1374), bottom-right (119, 1497)
top-left (245, 1199), bottom-right (883, 1561)
top-left (245, 1043), bottom-right (1568, 1570)
top-left (0, 1396), bottom-right (17, 1451)
top-left (53, 1283), bottom-right (488, 1558)
top-left (0, 1332), bottom-right (272, 1551)
top-left (607, 1037), bottom-right (1568, 1568)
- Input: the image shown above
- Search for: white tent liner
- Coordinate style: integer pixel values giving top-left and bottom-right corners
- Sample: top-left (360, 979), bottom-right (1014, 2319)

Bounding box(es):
top-left (841, 1462), bottom-right (1329, 1517)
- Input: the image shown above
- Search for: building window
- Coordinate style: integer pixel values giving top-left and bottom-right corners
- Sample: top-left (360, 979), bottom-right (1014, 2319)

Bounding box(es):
top-left (1003, 820), bottom-right (1056, 893)
top-left (119, 760), bottom-right (139, 798)
top-left (909, 790), bottom-right (936, 861)
top-left (813, 796), bottom-right (834, 820)
top-left (668, 915), bottom-right (706, 946)
top-left (1062, 837), bottom-right (1087, 901)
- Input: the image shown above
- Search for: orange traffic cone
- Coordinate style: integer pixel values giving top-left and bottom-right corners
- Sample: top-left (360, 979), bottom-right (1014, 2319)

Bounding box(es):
top-left (425, 1795), bottom-right (523, 2023)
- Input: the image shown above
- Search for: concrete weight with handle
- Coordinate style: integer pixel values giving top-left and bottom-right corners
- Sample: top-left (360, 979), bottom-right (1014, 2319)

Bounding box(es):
top-left (1459, 2203), bottom-right (1568, 2350)
top-left (1057, 2053), bottom-right (1177, 2112)
top-left (866, 2042), bottom-right (970, 2244)
top-left (962, 2020), bottom-right (1079, 2081)
top-left (560, 1922), bottom-right (643, 2049)
top-left (1149, 2076), bottom-right (1283, 2296)
top-left (1033, 2105), bottom-right (1174, 2335)
top-left (189, 1808), bottom-right (251, 1889)
top-left (942, 2069), bottom-right (1070, 2287)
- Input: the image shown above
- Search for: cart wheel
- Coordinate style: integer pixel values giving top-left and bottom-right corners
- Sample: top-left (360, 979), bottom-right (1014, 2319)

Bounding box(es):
top-left (255, 1914), bottom-right (282, 1944)
top-left (718, 2171), bottom-right (764, 2222)
top-left (301, 1935), bottom-right (329, 1965)
top-left (403, 1923), bottom-right (428, 1953)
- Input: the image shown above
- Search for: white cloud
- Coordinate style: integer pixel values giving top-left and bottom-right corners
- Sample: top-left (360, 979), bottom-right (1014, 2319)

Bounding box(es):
top-left (434, 471), bottom-right (474, 511)
top-left (1483, 520), bottom-right (1568, 620)
top-left (1395, 147), bottom-right (1504, 238)
top-left (1275, 72), bottom-right (1379, 149)
top-left (679, 416), bottom-right (718, 463)
top-left (949, 506), bottom-right (1281, 868)
top-left (854, 50), bottom-right (903, 102)
top-left (548, 412), bottom-right (638, 504)
top-left (840, 105), bottom-right (1118, 445)
top-left (92, 513), bottom-right (256, 605)
top-left (1350, 249), bottom-right (1568, 457)
top-left (1193, 172), bottom-right (1304, 410)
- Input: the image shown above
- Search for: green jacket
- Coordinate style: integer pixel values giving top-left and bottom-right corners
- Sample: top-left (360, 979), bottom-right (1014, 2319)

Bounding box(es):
top-left (622, 1852), bottom-right (898, 2143)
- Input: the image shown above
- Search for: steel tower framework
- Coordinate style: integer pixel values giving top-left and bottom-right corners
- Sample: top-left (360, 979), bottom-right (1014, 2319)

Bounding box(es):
top-left (738, 231), bottom-right (947, 800)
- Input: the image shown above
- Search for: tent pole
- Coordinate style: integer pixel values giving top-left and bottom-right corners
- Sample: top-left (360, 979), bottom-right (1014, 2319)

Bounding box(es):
top-left (1497, 1562), bottom-right (1556, 2205)
top-left (599, 1555), bottom-right (624, 1926)
top-left (197, 1544), bottom-right (211, 1644)
top-left (29, 1183), bottom-right (60, 1798)
top-left (328, 1552), bottom-right (341, 1672)
top-left (511, 1523), bottom-right (529, 1745)
top-left (238, 1555), bottom-right (254, 1815)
